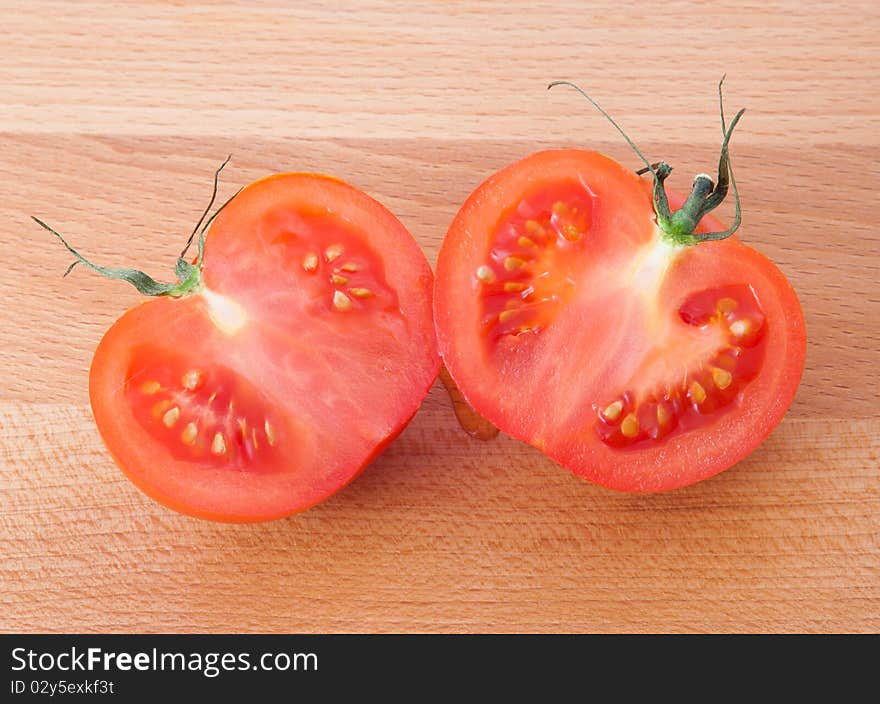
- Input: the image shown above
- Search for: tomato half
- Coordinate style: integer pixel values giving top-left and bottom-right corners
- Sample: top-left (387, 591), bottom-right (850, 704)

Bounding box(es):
top-left (89, 173), bottom-right (438, 521)
top-left (434, 149), bottom-right (806, 492)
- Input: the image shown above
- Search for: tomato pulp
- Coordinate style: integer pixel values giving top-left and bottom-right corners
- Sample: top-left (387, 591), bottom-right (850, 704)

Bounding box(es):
top-left (434, 149), bottom-right (806, 492)
top-left (88, 173), bottom-right (438, 521)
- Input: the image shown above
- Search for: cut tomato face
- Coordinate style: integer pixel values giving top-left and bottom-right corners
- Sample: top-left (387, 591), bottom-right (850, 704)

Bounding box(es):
top-left (88, 173), bottom-right (438, 521)
top-left (434, 150), bottom-right (806, 492)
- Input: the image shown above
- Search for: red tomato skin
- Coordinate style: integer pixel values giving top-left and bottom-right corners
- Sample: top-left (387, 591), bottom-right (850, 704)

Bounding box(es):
top-left (90, 173), bottom-right (439, 522)
top-left (435, 149), bottom-right (806, 492)
top-left (90, 314), bottom-right (431, 522)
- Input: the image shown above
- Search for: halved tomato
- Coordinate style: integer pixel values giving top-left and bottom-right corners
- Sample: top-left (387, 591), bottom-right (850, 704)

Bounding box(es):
top-left (78, 172), bottom-right (438, 521)
top-left (434, 149), bottom-right (806, 492)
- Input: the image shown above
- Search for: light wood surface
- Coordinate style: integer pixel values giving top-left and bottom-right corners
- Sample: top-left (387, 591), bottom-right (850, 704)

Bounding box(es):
top-left (1, 1), bottom-right (877, 633)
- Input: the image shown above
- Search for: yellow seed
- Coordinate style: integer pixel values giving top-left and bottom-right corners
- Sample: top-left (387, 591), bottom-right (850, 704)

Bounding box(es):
top-left (730, 319), bottom-right (751, 337)
top-left (689, 381), bottom-right (707, 404)
top-left (251, 428), bottom-right (260, 449)
top-left (503, 282), bottom-right (526, 293)
top-left (181, 369), bottom-right (203, 391)
top-left (562, 223), bottom-right (581, 241)
top-left (331, 274), bottom-right (349, 285)
top-left (264, 420), bottom-right (276, 447)
top-left (162, 406), bottom-right (180, 428)
top-left (140, 380), bottom-right (161, 395)
top-left (339, 262), bottom-right (359, 272)
top-left (181, 422), bottom-right (198, 445)
top-left (499, 310), bottom-right (517, 323)
top-left (552, 201), bottom-right (569, 216)
top-left (349, 287), bottom-right (374, 298)
top-left (325, 244), bottom-right (344, 262)
top-left (517, 236), bottom-right (537, 248)
top-left (657, 404), bottom-right (671, 425)
top-left (620, 413), bottom-right (640, 438)
top-left (332, 290), bottom-right (353, 311)
top-left (712, 367), bottom-right (733, 390)
top-left (302, 252), bottom-right (319, 272)
top-left (207, 392), bottom-right (217, 404)
top-left (504, 257), bottom-right (525, 271)
top-left (211, 432), bottom-right (226, 456)
top-left (602, 401), bottom-right (623, 421)
top-left (717, 297), bottom-right (738, 314)
top-left (151, 400), bottom-right (172, 418)
top-left (715, 352), bottom-right (737, 371)
top-left (525, 220), bottom-right (544, 236)
top-left (475, 265), bottom-right (494, 283)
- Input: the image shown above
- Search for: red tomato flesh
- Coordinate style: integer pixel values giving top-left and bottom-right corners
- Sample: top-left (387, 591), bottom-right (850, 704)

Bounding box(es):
top-left (435, 150), bottom-right (806, 492)
top-left (90, 174), bottom-right (439, 521)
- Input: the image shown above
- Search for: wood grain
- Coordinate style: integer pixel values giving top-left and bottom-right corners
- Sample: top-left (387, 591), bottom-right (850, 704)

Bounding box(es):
top-left (1, 1), bottom-right (878, 633)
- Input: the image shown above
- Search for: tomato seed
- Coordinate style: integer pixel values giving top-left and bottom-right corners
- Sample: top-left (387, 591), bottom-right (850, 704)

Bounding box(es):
top-left (181, 422), bottom-right (198, 445)
top-left (140, 380), bottom-right (161, 395)
top-left (162, 406), bottom-right (180, 427)
top-left (525, 220), bottom-right (544, 236)
top-left (717, 297), bottom-right (737, 314)
top-left (151, 400), bottom-right (172, 418)
top-left (324, 244), bottom-right (344, 262)
top-left (211, 432), bottom-right (226, 456)
top-left (730, 319), bottom-right (751, 337)
top-left (264, 420), bottom-right (276, 447)
top-left (620, 413), bottom-right (640, 438)
top-left (602, 400), bottom-right (623, 421)
top-left (332, 290), bottom-right (353, 311)
top-left (712, 367), bottom-right (733, 390)
top-left (656, 403), bottom-right (671, 425)
top-left (561, 224), bottom-right (581, 241)
top-left (689, 381), bottom-right (707, 405)
top-left (181, 369), bottom-right (203, 391)
top-left (302, 252), bottom-right (319, 272)
top-left (475, 265), bottom-right (494, 282)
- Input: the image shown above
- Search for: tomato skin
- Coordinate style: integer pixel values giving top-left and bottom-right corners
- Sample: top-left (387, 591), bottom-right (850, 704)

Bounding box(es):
top-left (90, 173), bottom-right (439, 522)
top-left (435, 149), bottom-right (806, 492)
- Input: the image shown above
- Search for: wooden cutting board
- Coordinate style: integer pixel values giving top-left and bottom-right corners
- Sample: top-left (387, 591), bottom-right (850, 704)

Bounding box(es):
top-left (1, 1), bottom-right (877, 633)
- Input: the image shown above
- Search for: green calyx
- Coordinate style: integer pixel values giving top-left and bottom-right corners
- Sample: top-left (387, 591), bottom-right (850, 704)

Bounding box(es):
top-left (548, 77), bottom-right (746, 247)
top-left (36, 156), bottom-right (240, 299)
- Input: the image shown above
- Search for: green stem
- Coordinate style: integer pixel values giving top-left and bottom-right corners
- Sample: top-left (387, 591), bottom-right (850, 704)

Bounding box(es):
top-left (661, 174), bottom-right (716, 246)
top-left (36, 157), bottom-right (239, 298)
top-left (548, 77), bottom-right (746, 247)
top-left (33, 216), bottom-right (203, 297)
